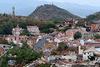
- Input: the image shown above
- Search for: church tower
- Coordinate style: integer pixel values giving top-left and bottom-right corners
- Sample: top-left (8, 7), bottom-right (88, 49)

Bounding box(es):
top-left (16, 24), bottom-right (20, 45)
top-left (12, 7), bottom-right (15, 17)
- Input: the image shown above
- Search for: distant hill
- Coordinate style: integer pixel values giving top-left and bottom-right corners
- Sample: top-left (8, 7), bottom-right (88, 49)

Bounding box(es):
top-left (85, 11), bottom-right (100, 23)
top-left (29, 4), bottom-right (81, 21)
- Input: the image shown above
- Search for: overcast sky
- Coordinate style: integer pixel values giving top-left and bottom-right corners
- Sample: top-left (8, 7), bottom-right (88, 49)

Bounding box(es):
top-left (0, 0), bottom-right (99, 7)
top-left (0, 0), bottom-right (100, 16)
top-left (39, 0), bottom-right (100, 7)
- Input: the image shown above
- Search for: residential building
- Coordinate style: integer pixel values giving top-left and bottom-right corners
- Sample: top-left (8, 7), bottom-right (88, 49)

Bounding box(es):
top-left (12, 24), bottom-right (23, 36)
top-left (0, 44), bottom-right (10, 51)
top-left (64, 18), bottom-right (78, 27)
top-left (91, 24), bottom-right (100, 33)
top-left (27, 36), bottom-right (37, 48)
top-left (56, 23), bottom-right (65, 29)
top-left (34, 36), bottom-right (47, 51)
top-left (83, 47), bottom-right (100, 60)
top-left (84, 32), bottom-right (93, 38)
top-left (6, 35), bottom-right (28, 46)
top-left (12, 28), bottom-right (23, 36)
top-left (27, 26), bottom-right (40, 35)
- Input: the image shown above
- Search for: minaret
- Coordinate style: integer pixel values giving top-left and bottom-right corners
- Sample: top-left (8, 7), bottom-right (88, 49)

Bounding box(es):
top-left (12, 7), bottom-right (15, 17)
top-left (16, 24), bottom-right (20, 45)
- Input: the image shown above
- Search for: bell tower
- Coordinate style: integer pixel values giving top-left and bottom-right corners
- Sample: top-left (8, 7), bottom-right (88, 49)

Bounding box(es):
top-left (12, 7), bottom-right (15, 17)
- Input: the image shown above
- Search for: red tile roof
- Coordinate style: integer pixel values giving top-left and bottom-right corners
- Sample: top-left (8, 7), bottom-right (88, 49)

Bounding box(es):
top-left (0, 47), bottom-right (4, 53)
top-left (91, 24), bottom-right (99, 30)
top-left (85, 32), bottom-right (92, 34)
top-left (27, 26), bottom-right (38, 28)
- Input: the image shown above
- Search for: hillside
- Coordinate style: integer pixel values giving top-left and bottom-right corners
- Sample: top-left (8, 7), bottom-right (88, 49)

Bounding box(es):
top-left (29, 4), bottom-right (81, 21)
top-left (85, 11), bottom-right (100, 23)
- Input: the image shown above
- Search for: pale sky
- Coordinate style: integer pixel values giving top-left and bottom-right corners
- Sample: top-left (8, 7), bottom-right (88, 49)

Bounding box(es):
top-left (0, 0), bottom-right (100, 17)
top-left (1, 0), bottom-right (100, 7)
top-left (39, 0), bottom-right (100, 7)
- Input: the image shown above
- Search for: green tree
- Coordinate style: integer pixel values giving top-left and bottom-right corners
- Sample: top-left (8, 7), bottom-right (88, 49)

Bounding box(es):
top-left (54, 20), bottom-right (62, 24)
top-left (64, 26), bottom-right (71, 31)
top-left (94, 34), bottom-right (100, 39)
top-left (40, 22), bottom-right (56, 33)
top-left (20, 29), bottom-right (30, 36)
top-left (57, 42), bottom-right (68, 51)
top-left (74, 32), bottom-right (82, 39)
top-left (2, 21), bottom-right (13, 34)
top-left (39, 63), bottom-right (51, 67)
top-left (0, 45), bottom-right (43, 67)
top-left (76, 22), bottom-right (85, 27)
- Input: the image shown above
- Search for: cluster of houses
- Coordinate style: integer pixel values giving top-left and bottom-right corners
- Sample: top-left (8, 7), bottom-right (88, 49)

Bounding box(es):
top-left (0, 18), bottom-right (100, 66)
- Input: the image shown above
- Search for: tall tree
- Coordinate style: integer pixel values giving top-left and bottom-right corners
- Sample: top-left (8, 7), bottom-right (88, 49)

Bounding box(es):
top-left (2, 21), bottom-right (13, 34)
top-left (74, 31), bottom-right (82, 39)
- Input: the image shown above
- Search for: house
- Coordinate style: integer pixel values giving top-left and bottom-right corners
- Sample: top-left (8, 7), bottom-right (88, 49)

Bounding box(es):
top-left (12, 28), bottom-right (23, 36)
top-left (27, 26), bottom-right (40, 35)
top-left (83, 47), bottom-right (100, 60)
top-left (0, 44), bottom-right (10, 51)
top-left (66, 28), bottom-right (86, 40)
top-left (27, 36), bottom-right (37, 48)
top-left (64, 18), bottom-right (78, 27)
top-left (91, 24), bottom-right (100, 33)
top-left (12, 24), bottom-right (23, 36)
top-left (84, 39), bottom-right (100, 45)
top-left (5, 35), bottom-right (29, 46)
top-left (34, 36), bottom-right (47, 51)
top-left (56, 23), bottom-right (65, 29)
top-left (78, 45), bottom-right (100, 61)
top-left (43, 42), bottom-right (58, 52)
top-left (66, 40), bottom-right (80, 47)
top-left (62, 52), bottom-right (77, 62)
top-left (84, 32), bottom-right (94, 38)
top-left (85, 25), bottom-right (91, 31)
top-left (54, 28), bottom-right (86, 43)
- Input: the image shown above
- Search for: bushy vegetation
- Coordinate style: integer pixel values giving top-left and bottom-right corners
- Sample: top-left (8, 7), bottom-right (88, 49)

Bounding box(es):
top-left (51, 42), bottom-right (78, 55)
top-left (39, 63), bottom-right (51, 67)
top-left (0, 13), bottom-right (59, 34)
top-left (94, 34), bottom-right (100, 39)
top-left (0, 45), bottom-right (43, 67)
top-left (76, 22), bottom-right (85, 27)
top-left (0, 37), bottom-right (8, 44)
top-left (74, 32), bottom-right (82, 39)
top-left (85, 12), bottom-right (100, 23)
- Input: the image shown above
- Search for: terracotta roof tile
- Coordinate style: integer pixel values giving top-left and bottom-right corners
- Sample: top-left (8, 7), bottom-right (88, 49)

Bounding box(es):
top-left (27, 26), bottom-right (38, 28)
top-left (91, 24), bottom-right (99, 30)
top-left (0, 47), bottom-right (5, 53)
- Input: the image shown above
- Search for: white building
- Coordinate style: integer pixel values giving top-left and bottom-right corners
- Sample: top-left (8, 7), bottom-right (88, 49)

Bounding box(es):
top-left (82, 47), bottom-right (100, 61)
top-left (27, 26), bottom-right (40, 35)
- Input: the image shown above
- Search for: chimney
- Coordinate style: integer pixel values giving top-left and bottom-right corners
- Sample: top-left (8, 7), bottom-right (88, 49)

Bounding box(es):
top-left (78, 45), bottom-right (83, 54)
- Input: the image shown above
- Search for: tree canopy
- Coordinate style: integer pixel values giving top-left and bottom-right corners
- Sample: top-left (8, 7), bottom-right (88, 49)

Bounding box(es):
top-left (74, 31), bottom-right (82, 39)
top-left (20, 29), bottom-right (30, 36)
top-left (94, 34), bottom-right (100, 39)
top-left (76, 22), bottom-right (85, 27)
top-left (0, 45), bottom-right (43, 67)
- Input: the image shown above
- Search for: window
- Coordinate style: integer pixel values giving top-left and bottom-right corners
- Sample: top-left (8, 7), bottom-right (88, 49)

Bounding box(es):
top-left (84, 53), bottom-right (86, 55)
top-left (22, 38), bottom-right (24, 40)
top-left (15, 37), bottom-right (16, 40)
top-left (11, 39), bottom-right (13, 41)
